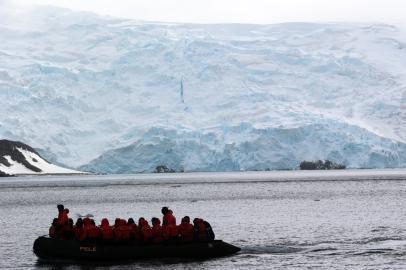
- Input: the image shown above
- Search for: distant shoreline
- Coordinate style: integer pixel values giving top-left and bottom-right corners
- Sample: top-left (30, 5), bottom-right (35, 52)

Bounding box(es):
top-left (3, 167), bottom-right (406, 178)
top-left (0, 172), bottom-right (91, 178)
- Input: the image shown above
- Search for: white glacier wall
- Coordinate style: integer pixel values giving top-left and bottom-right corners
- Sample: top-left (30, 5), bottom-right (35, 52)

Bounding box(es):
top-left (80, 122), bottom-right (406, 173)
top-left (1, 4), bottom-right (406, 172)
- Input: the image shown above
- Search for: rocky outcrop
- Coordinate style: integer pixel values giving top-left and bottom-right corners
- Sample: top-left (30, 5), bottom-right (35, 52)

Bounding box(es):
top-left (0, 170), bottom-right (11, 177)
top-left (154, 165), bottom-right (176, 173)
top-left (300, 160), bottom-right (346, 170)
top-left (0, 139), bottom-right (83, 176)
top-left (0, 140), bottom-right (42, 173)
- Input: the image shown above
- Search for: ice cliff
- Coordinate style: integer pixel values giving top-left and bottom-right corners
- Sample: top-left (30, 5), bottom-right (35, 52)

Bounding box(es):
top-left (1, 3), bottom-right (406, 172)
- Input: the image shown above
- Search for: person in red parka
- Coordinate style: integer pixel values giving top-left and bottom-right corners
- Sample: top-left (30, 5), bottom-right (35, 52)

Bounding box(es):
top-left (57, 204), bottom-right (69, 237)
top-left (193, 218), bottom-right (207, 242)
top-left (56, 205), bottom-right (69, 238)
top-left (193, 218), bottom-right (215, 242)
top-left (178, 216), bottom-right (194, 243)
top-left (138, 217), bottom-right (153, 244)
top-left (100, 218), bottom-right (114, 242)
top-left (62, 218), bottom-right (75, 240)
top-left (162, 207), bottom-right (178, 243)
top-left (115, 219), bottom-right (130, 242)
top-left (113, 218), bottom-right (120, 239)
top-left (58, 207), bottom-right (69, 226)
top-left (74, 218), bottom-right (85, 240)
top-left (49, 218), bottom-right (58, 239)
top-left (162, 207), bottom-right (176, 226)
top-left (127, 218), bottom-right (139, 243)
top-left (151, 217), bottom-right (164, 244)
top-left (82, 218), bottom-right (100, 242)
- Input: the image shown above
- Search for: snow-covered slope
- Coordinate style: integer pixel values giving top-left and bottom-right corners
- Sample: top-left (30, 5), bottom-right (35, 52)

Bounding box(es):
top-left (0, 140), bottom-right (82, 175)
top-left (1, 3), bottom-right (406, 172)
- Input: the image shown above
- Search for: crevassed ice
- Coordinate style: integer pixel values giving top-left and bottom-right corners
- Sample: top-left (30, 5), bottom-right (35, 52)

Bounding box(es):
top-left (0, 5), bottom-right (406, 172)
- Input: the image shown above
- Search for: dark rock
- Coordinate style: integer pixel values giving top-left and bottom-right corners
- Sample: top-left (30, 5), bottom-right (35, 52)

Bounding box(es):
top-left (0, 139), bottom-right (42, 173)
top-left (0, 170), bottom-right (12, 177)
top-left (300, 159), bottom-right (346, 170)
top-left (154, 165), bottom-right (175, 173)
top-left (0, 156), bottom-right (11, 167)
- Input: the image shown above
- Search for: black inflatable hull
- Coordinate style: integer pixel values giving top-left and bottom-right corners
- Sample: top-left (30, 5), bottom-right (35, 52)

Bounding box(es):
top-left (33, 237), bottom-right (240, 261)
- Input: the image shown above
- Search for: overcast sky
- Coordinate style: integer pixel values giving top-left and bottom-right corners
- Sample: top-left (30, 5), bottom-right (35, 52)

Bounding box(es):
top-left (12, 0), bottom-right (406, 24)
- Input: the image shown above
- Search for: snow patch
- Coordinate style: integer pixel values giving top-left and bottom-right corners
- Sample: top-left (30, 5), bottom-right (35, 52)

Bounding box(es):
top-left (0, 156), bottom-right (33, 175)
top-left (0, 147), bottom-right (83, 175)
top-left (16, 147), bottom-right (82, 174)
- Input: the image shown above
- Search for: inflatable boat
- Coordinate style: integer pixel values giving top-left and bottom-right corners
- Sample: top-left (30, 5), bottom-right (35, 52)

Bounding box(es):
top-left (33, 236), bottom-right (240, 260)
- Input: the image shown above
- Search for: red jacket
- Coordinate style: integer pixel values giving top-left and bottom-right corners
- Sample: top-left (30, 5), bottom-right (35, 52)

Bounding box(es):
top-left (100, 218), bottom-right (114, 240)
top-left (139, 220), bottom-right (153, 242)
top-left (163, 210), bottom-right (176, 227)
top-left (164, 224), bottom-right (179, 239)
top-left (83, 218), bottom-right (100, 240)
top-left (151, 224), bottom-right (164, 243)
top-left (58, 210), bottom-right (68, 225)
top-left (85, 225), bottom-right (100, 239)
top-left (115, 220), bottom-right (130, 240)
top-left (74, 226), bottom-right (85, 240)
top-left (128, 223), bottom-right (140, 241)
top-left (178, 222), bottom-right (194, 242)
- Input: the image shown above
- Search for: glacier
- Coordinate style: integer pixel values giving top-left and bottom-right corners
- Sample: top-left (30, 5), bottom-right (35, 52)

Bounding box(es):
top-left (1, 3), bottom-right (406, 173)
top-left (81, 123), bottom-right (406, 173)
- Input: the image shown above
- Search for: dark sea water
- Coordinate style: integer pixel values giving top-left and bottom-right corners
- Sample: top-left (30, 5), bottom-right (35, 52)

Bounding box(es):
top-left (1, 170), bottom-right (406, 269)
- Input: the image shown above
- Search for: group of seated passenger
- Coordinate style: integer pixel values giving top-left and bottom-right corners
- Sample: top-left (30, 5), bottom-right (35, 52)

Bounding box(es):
top-left (49, 205), bottom-right (215, 244)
